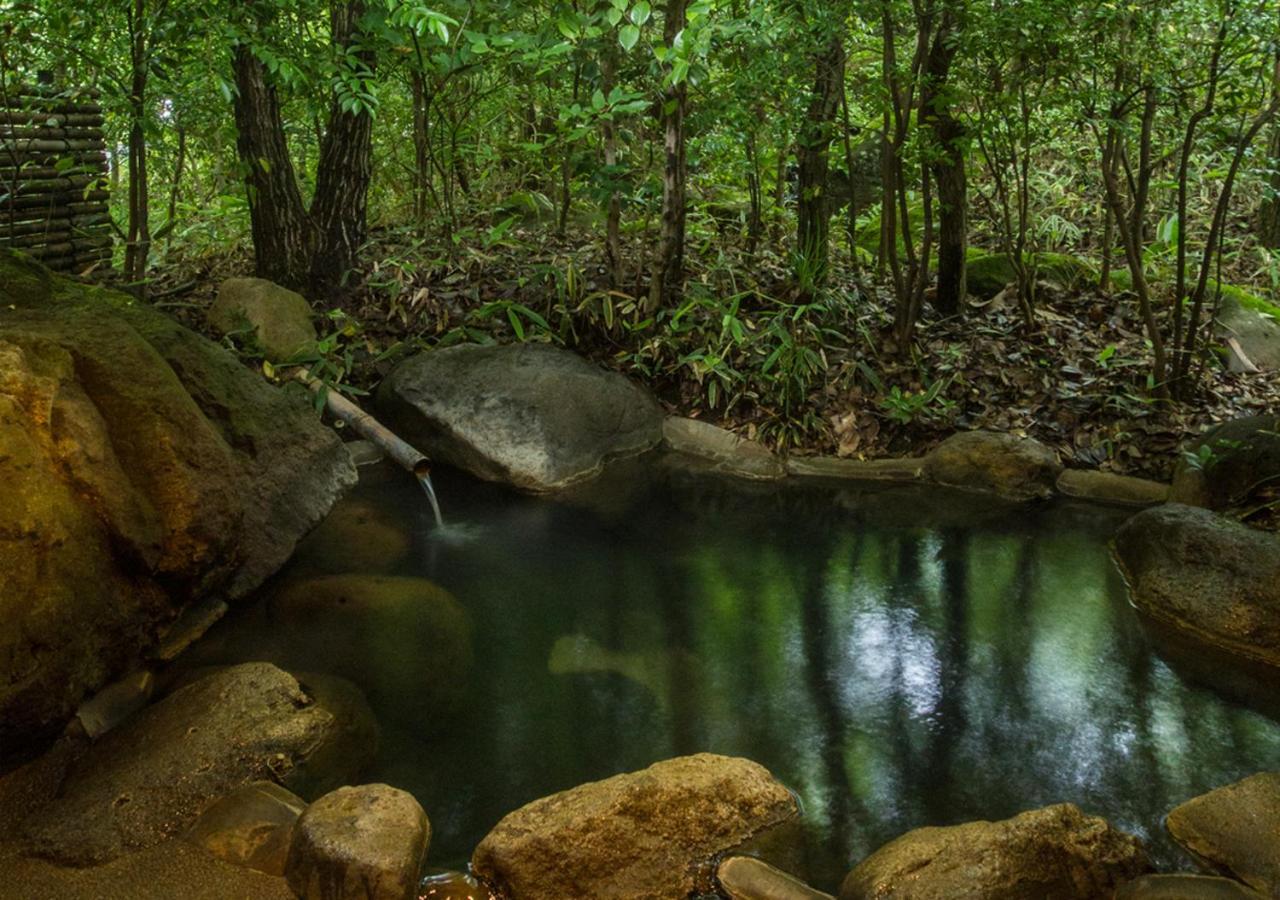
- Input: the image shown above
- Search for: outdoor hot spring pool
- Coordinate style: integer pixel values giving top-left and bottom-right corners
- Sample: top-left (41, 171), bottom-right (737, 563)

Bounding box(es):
top-left (174, 458), bottom-right (1280, 892)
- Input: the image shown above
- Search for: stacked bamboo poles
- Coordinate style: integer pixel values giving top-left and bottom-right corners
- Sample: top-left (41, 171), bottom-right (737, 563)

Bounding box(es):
top-left (0, 85), bottom-right (112, 273)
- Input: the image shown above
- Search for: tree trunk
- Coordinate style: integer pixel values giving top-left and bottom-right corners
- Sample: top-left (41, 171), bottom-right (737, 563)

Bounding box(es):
top-left (647, 0), bottom-right (689, 312)
top-left (411, 69), bottom-right (431, 229)
top-left (309, 0), bottom-right (374, 295)
top-left (601, 47), bottom-right (623, 286)
top-left (231, 43), bottom-right (314, 289)
top-left (1260, 122), bottom-right (1280, 249)
top-left (921, 8), bottom-right (965, 315)
top-left (795, 36), bottom-right (845, 289)
top-left (163, 124), bottom-right (185, 249)
top-left (124, 0), bottom-right (150, 292)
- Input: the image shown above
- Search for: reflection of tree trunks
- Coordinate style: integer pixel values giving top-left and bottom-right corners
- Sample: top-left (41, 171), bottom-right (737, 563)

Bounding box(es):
top-left (924, 529), bottom-right (969, 821)
top-left (796, 533), bottom-right (868, 872)
top-left (657, 562), bottom-right (698, 756)
top-left (995, 540), bottom-right (1037, 720)
top-left (887, 533), bottom-right (924, 821)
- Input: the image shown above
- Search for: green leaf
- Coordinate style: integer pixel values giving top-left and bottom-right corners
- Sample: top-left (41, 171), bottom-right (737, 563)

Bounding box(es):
top-left (630, 1), bottom-right (651, 25)
top-left (619, 24), bottom-right (640, 51)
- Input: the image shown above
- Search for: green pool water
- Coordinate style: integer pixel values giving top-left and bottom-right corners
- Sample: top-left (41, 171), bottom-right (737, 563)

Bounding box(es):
top-left (178, 458), bottom-right (1280, 891)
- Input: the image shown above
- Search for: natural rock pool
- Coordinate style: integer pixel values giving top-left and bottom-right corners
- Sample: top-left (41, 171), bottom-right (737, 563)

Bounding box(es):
top-left (176, 458), bottom-right (1280, 892)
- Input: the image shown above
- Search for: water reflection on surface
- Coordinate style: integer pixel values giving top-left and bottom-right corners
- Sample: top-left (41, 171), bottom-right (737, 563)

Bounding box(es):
top-left (182, 462), bottom-right (1280, 891)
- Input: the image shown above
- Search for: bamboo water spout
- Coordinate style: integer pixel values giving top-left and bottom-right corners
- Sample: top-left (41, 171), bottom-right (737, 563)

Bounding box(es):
top-left (293, 368), bottom-right (444, 527)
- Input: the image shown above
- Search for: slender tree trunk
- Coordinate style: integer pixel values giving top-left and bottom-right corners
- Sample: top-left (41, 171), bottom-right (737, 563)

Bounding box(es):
top-left (647, 0), bottom-right (689, 312)
top-left (411, 68), bottom-right (431, 229)
top-left (231, 42), bottom-right (314, 289)
top-left (1260, 117), bottom-right (1280, 248)
top-left (795, 35), bottom-right (845, 289)
top-left (921, 7), bottom-right (965, 315)
top-left (601, 48), bottom-right (623, 286)
top-left (309, 0), bottom-right (374, 295)
top-left (124, 0), bottom-right (150, 292)
top-left (165, 124), bottom-right (185, 249)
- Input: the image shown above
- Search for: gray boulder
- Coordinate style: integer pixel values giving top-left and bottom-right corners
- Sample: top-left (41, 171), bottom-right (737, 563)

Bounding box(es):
top-left (377, 343), bottom-right (663, 492)
top-left (285, 784), bottom-right (430, 900)
top-left (20, 663), bottom-right (375, 866)
top-left (1166, 773), bottom-right (1280, 897)
top-left (1114, 504), bottom-right (1280, 670)
top-left (472, 753), bottom-right (799, 900)
top-left (839, 803), bottom-right (1150, 900)
top-left (208, 276), bottom-right (318, 361)
top-left (0, 251), bottom-right (355, 756)
top-left (1218, 292), bottom-right (1280, 372)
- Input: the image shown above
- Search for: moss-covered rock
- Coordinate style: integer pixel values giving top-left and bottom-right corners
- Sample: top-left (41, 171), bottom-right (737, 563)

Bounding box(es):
top-left (0, 251), bottom-right (357, 757)
top-left (964, 250), bottom-right (1099, 300)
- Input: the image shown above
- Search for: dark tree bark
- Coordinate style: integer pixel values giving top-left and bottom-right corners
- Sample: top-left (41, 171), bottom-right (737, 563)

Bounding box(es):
top-left (308, 0), bottom-right (374, 295)
top-left (647, 0), bottom-right (689, 312)
top-left (795, 36), bottom-right (845, 288)
top-left (231, 42), bottom-right (315, 289)
top-left (921, 7), bottom-right (965, 315)
top-left (1260, 121), bottom-right (1280, 248)
top-left (123, 0), bottom-right (155, 293)
top-left (600, 44), bottom-right (624, 286)
top-left (231, 0), bottom-right (374, 295)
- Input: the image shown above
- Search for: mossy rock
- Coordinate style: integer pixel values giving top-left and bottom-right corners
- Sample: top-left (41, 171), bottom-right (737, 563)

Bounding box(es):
top-left (855, 200), bottom-right (926, 255)
top-left (964, 250), bottom-right (1098, 300)
top-left (0, 250), bottom-right (357, 757)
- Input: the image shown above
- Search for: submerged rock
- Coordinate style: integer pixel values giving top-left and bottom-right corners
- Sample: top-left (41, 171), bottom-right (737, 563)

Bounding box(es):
top-left (207, 276), bottom-right (317, 361)
top-left (471, 753), bottom-right (799, 900)
top-left (1165, 773), bottom-right (1280, 896)
top-left (923, 431), bottom-right (1062, 501)
top-left (1170, 416), bottom-right (1280, 514)
top-left (838, 803), bottom-right (1150, 900)
top-left (717, 856), bottom-right (834, 900)
top-left (184, 781), bottom-right (306, 876)
top-left (20, 663), bottom-right (373, 866)
top-left (418, 869), bottom-right (489, 899)
top-left (270, 575), bottom-right (473, 727)
top-left (0, 251), bottom-right (355, 756)
top-left (1114, 504), bottom-right (1280, 671)
top-left (291, 497), bottom-right (412, 575)
top-left (1116, 874), bottom-right (1267, 899)
top-left (377, 342), bottom-right (663, 492)
top-left (285, 784), bottom-right (429, 900)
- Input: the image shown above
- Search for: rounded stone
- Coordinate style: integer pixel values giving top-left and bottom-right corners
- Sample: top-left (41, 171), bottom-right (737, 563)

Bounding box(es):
top-left (377, 343), bottom-right (663, 493)
top-left (924, 431), bottom-right (1062, 501)
top-left (838, 803), bottom-right (1151, 900)
top-left (471, 753), bottom-right (799, 900)
top-left (208, 276), bottom-right (317, 361)
top-left (291, 498), bottom-right (412, 575)
top-left (285, 784), bottom-right (430, 900)
top-left (718, 855), bottom-right (834, 900)
top-left (1170, 416), bottom-right (1280, 514)
top-left (184, 781), bottom-right (306, 876)
top-left (1165, 773), bottom-right (1280, 897)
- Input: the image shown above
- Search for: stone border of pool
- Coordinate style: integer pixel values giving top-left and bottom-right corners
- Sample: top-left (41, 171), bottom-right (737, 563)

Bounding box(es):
top-left (660, 415), bottom-right (1172, 508)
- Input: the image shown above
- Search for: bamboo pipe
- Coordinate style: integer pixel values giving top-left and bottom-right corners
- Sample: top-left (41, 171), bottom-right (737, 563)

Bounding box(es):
top-left (291, 368), bottom-right (432, 479)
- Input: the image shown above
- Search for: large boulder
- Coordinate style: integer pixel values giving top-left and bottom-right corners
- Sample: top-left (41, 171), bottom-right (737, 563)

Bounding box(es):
top-left (207, 276), bottom-right (318, 362)
top-left (285, 784), bottom-right (430, 900)
top-left (471, 753), bottom-right (799, 900)
top-left (1216, 286), bottom-right (1280, 372)
top-left (1170, 416), bottom-right (1280, 514)
top-left (0, 251), bottom-right (356, 756)
top-left (1165, 773), bottom-right (1280, 897)
top-left (377, 343), bottom-right (663, 492)
top-left (838, 803), bottom-right (1150, 900)
top-left (1114, 504), bottom-right (1280, 670)
top-left (924, 431), bottom-right (1062, 501)
top-left (18, 663), bottom-right (375, 866)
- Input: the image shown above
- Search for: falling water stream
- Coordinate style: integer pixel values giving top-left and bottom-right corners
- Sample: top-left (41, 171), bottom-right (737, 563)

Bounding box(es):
top-left (416, 468), bottom-right (445, 529)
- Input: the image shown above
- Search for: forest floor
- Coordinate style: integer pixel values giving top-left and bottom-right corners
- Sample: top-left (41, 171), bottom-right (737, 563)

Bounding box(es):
top-left (149, 219), bottom-right (1280, 487)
